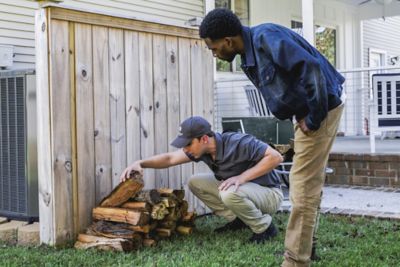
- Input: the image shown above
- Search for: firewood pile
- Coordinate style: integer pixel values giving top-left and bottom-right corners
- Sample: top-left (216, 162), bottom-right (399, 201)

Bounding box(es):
top-left (74, 172), bottom-right (196, 252)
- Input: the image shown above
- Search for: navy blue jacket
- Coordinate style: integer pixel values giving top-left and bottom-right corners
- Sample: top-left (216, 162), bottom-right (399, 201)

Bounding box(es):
top-left (240, 24), bottom-right (345, 130)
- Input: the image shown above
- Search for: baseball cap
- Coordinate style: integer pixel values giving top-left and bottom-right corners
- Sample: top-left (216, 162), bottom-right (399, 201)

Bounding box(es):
top-left (170, 116), bottom-right (212, 148)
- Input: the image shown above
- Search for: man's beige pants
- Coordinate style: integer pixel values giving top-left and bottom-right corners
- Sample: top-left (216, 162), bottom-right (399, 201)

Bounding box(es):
top-left (189, 174), bottom-right (283, 233)
top-left (282, 103), bottom-right (344, 267)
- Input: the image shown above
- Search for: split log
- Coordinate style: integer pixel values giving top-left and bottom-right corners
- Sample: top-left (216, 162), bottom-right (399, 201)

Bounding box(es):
top-left (93, 207), bottom-right (149, 226)
top-left (121, 201), bottom-right (151, 212)
top-left (181, 211), bottom-right (196, 225)
top-left (158, 188), bottom-right (185, 201)
top-left (164, 207), bottom-right (179, 221)
top-left (151, 203), bottom-right (169, 220)
top-left (100, 172), bottom-right (144, 207)
top-left (87, 221), bottom-right (134, 238)
top-left (87, 221), bottom-right (143, 244)
top-left (143, 238), bottom-right (157, 247)
top-left (134, 189), bottom-right (161, 205)
top-left (159, 220), bottom-right (176, 230)
top-left (179, 200), bottom-right (189, 217)
top-left (161, 197), bottom-right (177, 208)
top-left (156, 228), bottom-right (172, 237)
top-left (75, 234), bottom-right (134, 252)
top-left (127, 222), bottom-right (157, 234)
top-left (176, 226), bottom-right (193, 235)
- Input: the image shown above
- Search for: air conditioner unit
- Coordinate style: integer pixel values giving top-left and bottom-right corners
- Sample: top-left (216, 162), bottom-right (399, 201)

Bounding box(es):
top-left (0, 69), bottom-right (38, 222)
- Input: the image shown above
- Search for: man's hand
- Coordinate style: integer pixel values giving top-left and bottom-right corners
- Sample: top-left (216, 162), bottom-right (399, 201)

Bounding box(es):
top-left (218, 176), bottom-right (245, 192)
top-left (119, 161), bottom-right (143, 183)
top-left (298, 119), bottom-right (312, 134)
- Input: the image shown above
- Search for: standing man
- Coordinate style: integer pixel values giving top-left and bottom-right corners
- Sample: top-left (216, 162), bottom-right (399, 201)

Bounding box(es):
top-left (199, 8), bottom-right (345, 267)
top-left (120, 116), bottom-right (284, 244)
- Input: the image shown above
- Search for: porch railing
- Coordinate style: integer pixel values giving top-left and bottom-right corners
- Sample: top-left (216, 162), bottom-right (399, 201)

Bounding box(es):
top-left (214, 66), bottom-right (400, 138)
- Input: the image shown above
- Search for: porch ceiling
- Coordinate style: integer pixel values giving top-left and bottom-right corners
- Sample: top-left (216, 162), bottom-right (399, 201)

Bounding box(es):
top-left (332, 0), bottom-right (400, 19)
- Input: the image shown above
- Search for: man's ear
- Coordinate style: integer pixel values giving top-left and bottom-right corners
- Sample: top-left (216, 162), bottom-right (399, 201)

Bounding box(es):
top-left (201, 135), bottom-right (209, 144)
top-left (224, 37), bottom-right (233, 47)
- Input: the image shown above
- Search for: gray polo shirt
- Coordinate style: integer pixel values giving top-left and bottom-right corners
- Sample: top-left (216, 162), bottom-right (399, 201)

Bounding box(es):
top-left (185, 132), bottom-right (281, 188)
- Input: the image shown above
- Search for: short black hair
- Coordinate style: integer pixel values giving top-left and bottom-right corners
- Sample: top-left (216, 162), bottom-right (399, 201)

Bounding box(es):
top-left (195, 131), bottom-right (215, 140)
top-left (199, 8), bottom-right (242, 40)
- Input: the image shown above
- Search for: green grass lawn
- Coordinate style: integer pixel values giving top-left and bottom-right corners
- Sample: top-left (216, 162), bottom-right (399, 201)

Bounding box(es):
top-left (1, 213), bottom-right (400, 267)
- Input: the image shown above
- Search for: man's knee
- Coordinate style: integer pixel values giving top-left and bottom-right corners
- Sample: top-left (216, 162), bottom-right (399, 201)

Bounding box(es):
top-left (188, 175), bottom-right (202, 192)
top-left (219, 190), bottom-right (241, 207)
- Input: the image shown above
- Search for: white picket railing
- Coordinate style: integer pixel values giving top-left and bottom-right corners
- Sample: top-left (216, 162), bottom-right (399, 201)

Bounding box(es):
top-left (214, 66), bottom-right (400, 142)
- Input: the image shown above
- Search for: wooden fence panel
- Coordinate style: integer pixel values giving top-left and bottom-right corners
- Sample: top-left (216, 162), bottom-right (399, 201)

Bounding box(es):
top-left (178, 38), bottom-right (194, 210)
top-left (166, 36), bottom-right (181, 189)
top-left (109, 28), bottom-right (127, 188)
top-left (153, 34), bottom-right (169, 188)
top-left (36, 6), bottom-right (213, 244)
top-left (190, 39), bottom-right (209, 213)
top-left (75, 23), bottom-right (96, 232)
top-left (124, 31), bottom-right (141, 169)
top-left (35, 8), bottom-right (54, 244)
top-left (49, 19), bottom-right (74, 243)
top-left (93, 25), bottom-right (112, 204)
top-left (138, 32), bottom-right (155, 189)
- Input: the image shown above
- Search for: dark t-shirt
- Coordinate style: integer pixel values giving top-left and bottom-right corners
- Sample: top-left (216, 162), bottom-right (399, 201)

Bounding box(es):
top-left (185, 132), bottom-right (281, 188)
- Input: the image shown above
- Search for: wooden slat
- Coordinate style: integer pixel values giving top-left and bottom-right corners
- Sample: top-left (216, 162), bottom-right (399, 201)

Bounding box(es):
top-left (124, 30), bottom-right (141, 167)
top-left (190, 38), bottom-right (208, 213)
top-left (49, 19), bottom-right (74, 243)
top-left (201, 40), bottom-right (214, 125)
top-left (138, 32), bottom-right (155, 189)
top-left (69, 21), bottom-right (79, 238)
top-left (201, 40), bottom-right (214, 215)
top-left (109, 28), bottom-right (127, 188)
top-left (93, 25), bottom-right (112, 204)
top-left (48, 6), bottom-right (200, 39)
top-left (75, 23), bottom-right (95, 232)
top-left (35, 8), bottom-right (54, 245)
top-left (166, 36), bottom-right (181, 189)
top-left (190, 38), bottom-right (202, 212)
top-left (178, 37), bottom-right (194, 210)
top-left (152, 34), bottom-right (169, 188)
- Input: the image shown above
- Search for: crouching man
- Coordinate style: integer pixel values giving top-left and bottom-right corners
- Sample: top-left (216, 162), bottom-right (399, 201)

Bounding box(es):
top-left (120, 116), bottom-right (284, 243)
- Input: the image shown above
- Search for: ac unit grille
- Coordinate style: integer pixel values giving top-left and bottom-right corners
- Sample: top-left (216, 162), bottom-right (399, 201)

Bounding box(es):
top-left (0, 76), bottom-right (26, 214)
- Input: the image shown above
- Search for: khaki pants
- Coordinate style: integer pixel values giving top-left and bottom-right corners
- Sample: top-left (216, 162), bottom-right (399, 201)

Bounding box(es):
top-left (188, 173), bottom-right (283, 234)
top-left (282, 103), bottom-right (344, 267)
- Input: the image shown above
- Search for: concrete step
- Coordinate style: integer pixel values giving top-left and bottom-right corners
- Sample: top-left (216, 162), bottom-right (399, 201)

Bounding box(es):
top-left (18, 222), bottom-right (40, 246)
top-left (0, 221), bottom-right (27, 245)
top-left (0, 217), bottom-right (8, 225)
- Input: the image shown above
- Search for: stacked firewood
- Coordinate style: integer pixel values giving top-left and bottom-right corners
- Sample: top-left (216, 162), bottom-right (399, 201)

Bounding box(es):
top-left (74, 172), bottom-right (196, 252)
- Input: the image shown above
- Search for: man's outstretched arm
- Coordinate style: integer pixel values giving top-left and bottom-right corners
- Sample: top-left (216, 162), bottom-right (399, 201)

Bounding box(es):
top-left (120, 149), bottom-right (191, 182)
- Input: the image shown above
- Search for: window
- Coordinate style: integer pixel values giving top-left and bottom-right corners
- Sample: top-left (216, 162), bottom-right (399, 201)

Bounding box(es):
top-left (291, 21), bottom-right (337, 67)
top-left (215, 0), bottom-right (249, 72)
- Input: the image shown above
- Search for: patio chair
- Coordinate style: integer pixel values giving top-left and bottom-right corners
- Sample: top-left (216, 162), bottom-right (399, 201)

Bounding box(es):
top-left (244, 85), bottom-right (273, 117)
top-left (369, 73), bottom-right (400, 152)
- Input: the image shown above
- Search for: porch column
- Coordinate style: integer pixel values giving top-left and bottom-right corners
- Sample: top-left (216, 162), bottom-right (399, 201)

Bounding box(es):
top-left (205, 0), bottom-right (215, 13)
top-left (302, 0), bottom-right (315, 46)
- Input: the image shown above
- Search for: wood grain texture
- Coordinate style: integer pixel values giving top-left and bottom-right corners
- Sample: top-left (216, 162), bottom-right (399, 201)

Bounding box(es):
top-left (93, 25), bottom-right (112, 204)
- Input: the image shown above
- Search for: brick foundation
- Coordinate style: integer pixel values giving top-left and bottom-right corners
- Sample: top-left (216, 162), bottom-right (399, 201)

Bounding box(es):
top-left (327, 153), bottom-right (400, 188)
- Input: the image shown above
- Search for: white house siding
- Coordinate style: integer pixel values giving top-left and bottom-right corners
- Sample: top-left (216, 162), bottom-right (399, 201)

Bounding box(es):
top-left (0, 0), bottom-right (204, 70)
top-left (215, 0), bottom-right (362, 131)
top-left (214, 73), bottom-right (253, 131)
top-left (356, 16), bottom-right (400, 136)
top-left (0, 0), bottom-right (38, 69)
top-left (362, 16), bottom-right (400, 68)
